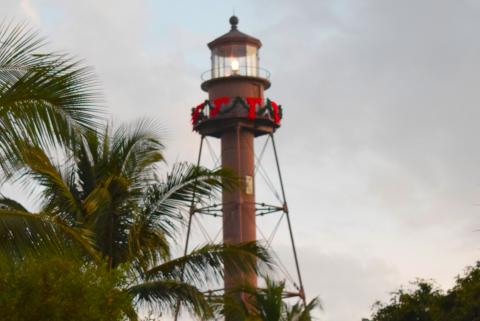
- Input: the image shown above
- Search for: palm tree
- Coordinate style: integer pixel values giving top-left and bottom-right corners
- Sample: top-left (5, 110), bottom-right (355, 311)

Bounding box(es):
top-left (0, 21), bottom-right (103, 174)
top-left (223, 277), bottom-right (321, 321)
top-left (0, 119), bottom-right (272, 319)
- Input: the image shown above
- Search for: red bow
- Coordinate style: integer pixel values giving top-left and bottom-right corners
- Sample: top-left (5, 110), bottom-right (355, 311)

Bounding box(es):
top-left (211, 97), bottom-right (230, 117)
top-left (270, 100), bottom-right (281, 124)
top-left (246, 97), bottom-right (262, 120)
top-left (191, 102), bottom-right (206, 124)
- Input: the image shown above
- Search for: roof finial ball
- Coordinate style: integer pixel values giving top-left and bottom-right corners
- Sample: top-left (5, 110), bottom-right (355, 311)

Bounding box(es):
top-left (229, 15), bottom-right (239, 30)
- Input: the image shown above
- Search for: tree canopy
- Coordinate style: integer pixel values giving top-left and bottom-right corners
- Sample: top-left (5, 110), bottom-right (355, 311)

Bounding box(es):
top-left (0, 254), bottom-right (134, 321)
top-left (371, 262), bottom-right (480, 321)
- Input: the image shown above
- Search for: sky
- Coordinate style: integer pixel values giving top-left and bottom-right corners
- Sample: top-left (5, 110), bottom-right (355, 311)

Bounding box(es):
top-left (3, 0), bottom-right (480, 320)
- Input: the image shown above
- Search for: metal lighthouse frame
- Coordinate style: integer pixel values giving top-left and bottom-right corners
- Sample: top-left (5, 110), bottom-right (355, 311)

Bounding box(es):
top-left (182, 16), bottom-right (306, 316)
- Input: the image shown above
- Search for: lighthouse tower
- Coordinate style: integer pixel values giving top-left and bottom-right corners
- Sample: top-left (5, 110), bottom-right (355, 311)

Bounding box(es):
top-left (188, 16), bottom-right (305, 316)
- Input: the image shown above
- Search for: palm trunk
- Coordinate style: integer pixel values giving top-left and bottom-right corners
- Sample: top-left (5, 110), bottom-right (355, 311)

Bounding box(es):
top-left (107, 211), bottom-right (115, 270)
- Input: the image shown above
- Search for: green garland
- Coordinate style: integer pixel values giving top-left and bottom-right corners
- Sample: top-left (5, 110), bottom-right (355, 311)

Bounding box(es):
top-left (192, 96), bottom-right (282, 125)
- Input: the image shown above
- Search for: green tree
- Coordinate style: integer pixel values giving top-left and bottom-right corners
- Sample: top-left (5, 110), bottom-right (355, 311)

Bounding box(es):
top-left (371, 262), bottom-right (480, 321)
top-left (0, 254), bottom-right (134, 321)
top-left (442, 262), bottom-right (480, 321)
top-left (371, 282), bottom-right (442, 321)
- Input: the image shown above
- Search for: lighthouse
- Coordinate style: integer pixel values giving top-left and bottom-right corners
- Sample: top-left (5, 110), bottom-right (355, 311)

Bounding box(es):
top-left (189, 16), bottom-right (304, 317)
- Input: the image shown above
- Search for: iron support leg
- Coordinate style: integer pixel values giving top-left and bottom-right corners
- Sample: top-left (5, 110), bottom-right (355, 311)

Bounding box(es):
top-left (270, 133), bottom-right (307, 305)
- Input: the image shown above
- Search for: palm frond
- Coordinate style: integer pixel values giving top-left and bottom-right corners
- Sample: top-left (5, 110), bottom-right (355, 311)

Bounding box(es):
top-left (75, 130), bottom-right (100, 197)
top-left (0, 194), bottom-right (28, 211)
top-left (285, 297), bottom-right (322, 321)
top-left (219, 277), bottom-right (322, 321)
top-left (0, 21), bottom-right (104, 155)
top-left (127, 212), bottom-right (171, 272)
top-left (146, 242), bottom-right (273, 287)
top-left (256, 278), bottom-right (286, 321)
top-left (128, 280), bottom-right (212, 319)
top-left (7, 143), bottom-right (83, 222)
top-left (145, 163), bottom-right (236, 231)
top-left (0, 21), bottom-right (44, 80)
top-left (112, 118), bottom-right (164, 176)
top-left (0, 209), bottom-right (99, 261)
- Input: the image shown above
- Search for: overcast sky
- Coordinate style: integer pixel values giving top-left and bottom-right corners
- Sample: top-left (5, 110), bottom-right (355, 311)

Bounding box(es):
top-left (3, 0), bottom-right (480, 320)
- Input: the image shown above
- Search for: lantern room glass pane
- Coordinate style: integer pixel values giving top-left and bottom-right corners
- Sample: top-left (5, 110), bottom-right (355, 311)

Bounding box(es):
top-left (211, 44), bottom-right (258, 78)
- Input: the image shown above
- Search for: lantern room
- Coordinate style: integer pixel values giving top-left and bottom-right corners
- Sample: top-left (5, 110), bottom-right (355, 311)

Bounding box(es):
top-left (202, 16), bottom-right (270, 84)
top-left (211, 42), bottom-right (258, 77)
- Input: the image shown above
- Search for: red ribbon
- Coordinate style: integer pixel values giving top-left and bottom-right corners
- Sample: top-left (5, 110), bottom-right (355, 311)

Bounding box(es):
top-left (270, 100), bottom-right (281, 124)
top-left (211, 97), bottom-right (230, 117)
top-left (246, 97), bottom-right (262, 120)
